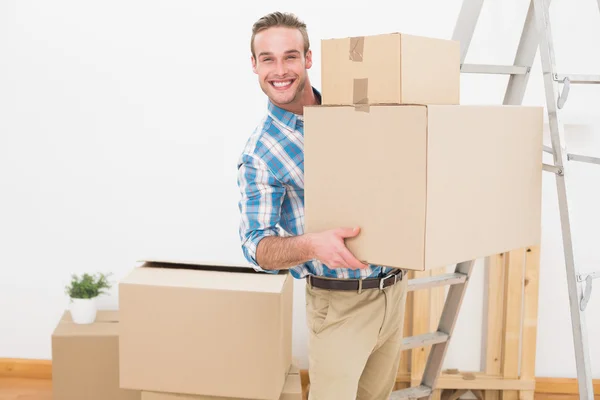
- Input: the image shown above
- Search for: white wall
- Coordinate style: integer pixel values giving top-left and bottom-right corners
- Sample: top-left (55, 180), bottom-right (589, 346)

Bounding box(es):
top-left (1, 0), bottom-right (599, 378)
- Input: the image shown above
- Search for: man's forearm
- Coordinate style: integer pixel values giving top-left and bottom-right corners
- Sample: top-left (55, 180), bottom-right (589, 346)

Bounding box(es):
top-left (255, 235), bottom-right (314, 270)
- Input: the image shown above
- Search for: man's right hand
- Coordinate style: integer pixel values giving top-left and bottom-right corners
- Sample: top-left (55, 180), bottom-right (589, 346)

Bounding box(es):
top-left (306, 227), bottom-right (369, 270)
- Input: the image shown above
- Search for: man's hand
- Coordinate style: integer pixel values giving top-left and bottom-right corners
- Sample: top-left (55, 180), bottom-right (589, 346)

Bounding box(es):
top-left (306, 227), bottom-right (369, 270)
top-left (254, 226), bottom-right (369, 271)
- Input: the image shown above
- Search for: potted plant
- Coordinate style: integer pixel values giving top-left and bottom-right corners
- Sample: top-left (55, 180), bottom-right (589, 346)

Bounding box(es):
top-left (65, 272), bottom-right (112, 324)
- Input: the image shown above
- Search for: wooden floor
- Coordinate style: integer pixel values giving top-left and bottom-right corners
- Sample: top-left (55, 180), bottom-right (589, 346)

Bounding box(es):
top-left (0, 377), bottom-right (597, 400)
top-left (0, 378), bottom-right (52, 400)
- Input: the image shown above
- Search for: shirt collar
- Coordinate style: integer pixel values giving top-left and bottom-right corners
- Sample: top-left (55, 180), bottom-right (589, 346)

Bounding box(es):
top-left (267, 87), bottom-right (322, 131)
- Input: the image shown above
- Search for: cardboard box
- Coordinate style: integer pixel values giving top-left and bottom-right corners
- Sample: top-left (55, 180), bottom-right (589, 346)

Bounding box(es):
top-left (51, 310), bottom-right (141, 400)
top-left (140, 362), bottom-right (302, 400)
top-left (304, 104), bottom-right (543, 271)
top-left (321, 32), bottom-right (460, 106)
top-left (119, 260), bottom-right (293, 400)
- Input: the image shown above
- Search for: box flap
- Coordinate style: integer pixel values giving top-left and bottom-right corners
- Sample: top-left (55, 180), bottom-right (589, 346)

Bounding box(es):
top-left (121, 261), bottom-right (288, 294)
top-left (288, 359), bottom-right (300, 375)
top-left (137, 258), bottom-right (254, 270)
top-left (282, 374), bottom-right (302, 396)
top-left (322, 32), bottom-right (403, 41)
top-left (304, 103), bottom-right (427, 109)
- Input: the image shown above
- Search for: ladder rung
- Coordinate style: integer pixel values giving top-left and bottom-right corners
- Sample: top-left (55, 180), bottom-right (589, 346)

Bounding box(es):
top-left (541, 148), bottom-right (600, 166)
top-left (390, 385), bottom-right (433, 400)
top-left (402, 331), bottom-right (449, 350)
top-left (461, 63), bottom-right (529, 75)
top-left (568, 153), bottom-right (600, 166)
top-left (555, 74), bottom-right (600, 84)
top-left (408, 273), bottom-right (467, 291)
top-left (543, 163), bottom-right (562, 175)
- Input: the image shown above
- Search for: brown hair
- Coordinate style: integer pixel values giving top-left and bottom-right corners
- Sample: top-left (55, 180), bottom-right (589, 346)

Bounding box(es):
top-left (251, 12), bottom-right (310, 58)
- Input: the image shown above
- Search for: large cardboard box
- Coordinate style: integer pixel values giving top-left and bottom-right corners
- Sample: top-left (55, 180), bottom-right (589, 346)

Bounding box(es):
top-left (140, 363), bottom-right (302, 400)
top-left (119, 260), bottom-right (294, 400)
top-left (51, 310), bottom-right (141, 400)
top-left (321, 32), bottom-right (460, 106)
top-left (304, 104), bottom-right (543, 271)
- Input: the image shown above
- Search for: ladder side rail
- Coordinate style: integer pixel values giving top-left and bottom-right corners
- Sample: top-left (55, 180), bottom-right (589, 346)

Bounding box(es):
top-left (420, 260), bottom-right (476, 395)
top-left (533, 0), bottom-right (595, 399)
top-left (504, 0), bottom-right (541, 105)
top-left (452, 0), bottom-right (485, 63)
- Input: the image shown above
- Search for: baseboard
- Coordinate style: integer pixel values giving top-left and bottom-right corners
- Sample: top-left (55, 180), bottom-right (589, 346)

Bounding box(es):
top-left (536, 377), bottom-right (600, 395)
top-left (1, 358), bottom-right (597, 396)
top-left (0, 358), bottom-right (52, 380)
top-left (300, 370), bottom-right (598, 396)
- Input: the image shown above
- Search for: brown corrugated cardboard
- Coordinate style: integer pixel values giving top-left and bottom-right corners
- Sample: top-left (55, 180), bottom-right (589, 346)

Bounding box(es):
top-left (139, 363), bottom-right (302, 400)
top-left (119, 260), bottom-right (293, 400)
top-left (51, 310), bottom-right (141, 400)
top-left (321, 32), bottom-right (460, 105)
top-left (304, 104), bottom-right (543, 271)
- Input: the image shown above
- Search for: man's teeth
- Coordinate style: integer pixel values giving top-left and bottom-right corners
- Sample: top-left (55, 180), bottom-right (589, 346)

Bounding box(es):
top-left (273, 81), bottom-right (292, 87)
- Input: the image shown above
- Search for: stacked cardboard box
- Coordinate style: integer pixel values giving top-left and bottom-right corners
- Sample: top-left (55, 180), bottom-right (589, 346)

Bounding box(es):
top-left (52, 260), bottom-right (299, 400)
top-left (51, 310), bottom-right (141, 400)
top-left (305, 32), bottom-right (543, 271)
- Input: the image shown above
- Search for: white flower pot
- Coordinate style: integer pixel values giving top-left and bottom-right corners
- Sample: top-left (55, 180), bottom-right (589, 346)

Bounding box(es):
top-left (70, 297), bottom-right (97, 324)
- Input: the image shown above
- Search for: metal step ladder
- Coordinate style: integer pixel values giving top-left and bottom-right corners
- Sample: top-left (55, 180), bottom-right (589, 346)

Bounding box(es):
top-left (391, 261), bottom-right (475, 399)
top-left (390, 0), bottom-right (600, 399)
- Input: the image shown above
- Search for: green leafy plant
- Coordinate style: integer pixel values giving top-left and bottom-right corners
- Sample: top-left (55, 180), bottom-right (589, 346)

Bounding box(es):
top-left (65, 273), bottom-right (112, 299)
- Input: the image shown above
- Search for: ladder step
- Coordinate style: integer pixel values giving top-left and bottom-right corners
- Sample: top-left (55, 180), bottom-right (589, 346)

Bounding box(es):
top-left (567, 153), bottom-right (600, 166)
top-left (542, 152), bottom-right (600, 167)
top-left (408, 272), bottom-right (467, 291)
top-left (402, 331), bottom-right (449, 350)
top-left (543, 163), bottom-right (562, 175)
top-left (389, 385), bottom-right (433, 400)
top-left (461, 63), bottom-right (529, 75)
top-left (555, 74), bottom-right (600, 84)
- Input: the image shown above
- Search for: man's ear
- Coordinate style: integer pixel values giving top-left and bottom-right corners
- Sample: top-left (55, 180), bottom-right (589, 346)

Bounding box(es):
top-left (305, 49), bottom-right (313, 69)
top-left (251, 56), bottom-right (258, 74)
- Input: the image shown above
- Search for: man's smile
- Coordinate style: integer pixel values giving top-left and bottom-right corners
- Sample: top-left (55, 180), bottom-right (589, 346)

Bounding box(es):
top-left (269, 79), bottom-right (295, 90)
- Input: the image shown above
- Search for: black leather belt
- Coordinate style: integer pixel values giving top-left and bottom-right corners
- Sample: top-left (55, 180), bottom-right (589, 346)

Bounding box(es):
top-left (306, 268), bottom-right (404, 292)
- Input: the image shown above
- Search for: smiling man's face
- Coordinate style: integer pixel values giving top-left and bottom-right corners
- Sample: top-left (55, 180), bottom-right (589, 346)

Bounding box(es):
top-left (252, 26), bottom-right (313, 110)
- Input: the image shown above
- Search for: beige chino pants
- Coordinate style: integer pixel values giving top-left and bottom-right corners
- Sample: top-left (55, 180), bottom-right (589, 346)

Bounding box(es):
top-left (305, 274), bottom-right (408, 400)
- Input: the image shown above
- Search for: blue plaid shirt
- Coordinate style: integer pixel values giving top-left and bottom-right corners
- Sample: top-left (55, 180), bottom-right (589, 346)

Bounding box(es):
top-left (237, 87), bottom-right (393, 280)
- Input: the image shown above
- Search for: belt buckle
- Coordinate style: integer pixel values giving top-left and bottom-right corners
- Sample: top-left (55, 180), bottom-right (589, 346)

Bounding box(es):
top-left (379, 272), bottom-right (397, 290)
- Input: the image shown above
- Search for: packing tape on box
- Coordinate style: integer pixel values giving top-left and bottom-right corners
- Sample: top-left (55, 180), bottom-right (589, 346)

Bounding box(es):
top-left (353, 78), bottom-right (370, 112)
top-left (349, 36), bottom-right (364, 61)
top-left (349, 37), bottom-right (369, 111)
top-left (353, 78), bottom-right (368, 103)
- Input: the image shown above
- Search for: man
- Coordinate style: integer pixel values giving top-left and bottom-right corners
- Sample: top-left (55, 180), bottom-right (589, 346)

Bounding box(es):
top-left (237, 11), bottom-right (408, 400)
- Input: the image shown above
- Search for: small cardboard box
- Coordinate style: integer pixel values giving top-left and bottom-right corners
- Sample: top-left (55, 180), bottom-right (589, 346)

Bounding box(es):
top-left (304, 104), bottom-right (543, 271)
top-left (321, 32), bottom-right (460, 106)
top-left (51, 310), bottom-right (141, 400)
top-left (140, 362), bottom-right (302, 400)
top-left (119, 260), bottom-right (294, 400)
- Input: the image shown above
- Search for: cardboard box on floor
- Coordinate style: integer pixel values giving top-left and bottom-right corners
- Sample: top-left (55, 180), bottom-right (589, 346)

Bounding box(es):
top-left (51, 310), bottom-right (141, 400)
top-left (303, 104), bottom-right (543, 271)
top-left (320, 32), bottom-right (460, 106)
top-left (119, 260), bottom-right (293, 400)
top-left (140, 363), bottom-right (302, 400)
